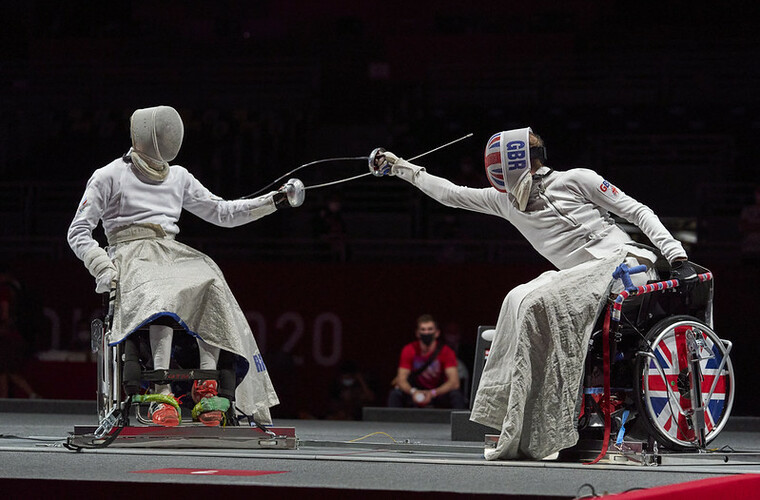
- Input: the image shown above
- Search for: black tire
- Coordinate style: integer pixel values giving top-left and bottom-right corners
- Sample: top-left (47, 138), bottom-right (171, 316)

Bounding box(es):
top-left (633, 315), bottom-right (734, 450)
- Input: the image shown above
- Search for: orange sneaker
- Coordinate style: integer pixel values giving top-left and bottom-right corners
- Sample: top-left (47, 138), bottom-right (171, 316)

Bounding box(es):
top-left (192, 380), bottom-right (218, 403)
top-left (198, 410), bottom-right (224, 427)
top-left (149, 400), bottom-right (180, 427)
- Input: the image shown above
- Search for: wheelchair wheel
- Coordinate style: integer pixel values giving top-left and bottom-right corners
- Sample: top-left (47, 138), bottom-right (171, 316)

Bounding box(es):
top-left (634, 315), bottom-right (734, 450)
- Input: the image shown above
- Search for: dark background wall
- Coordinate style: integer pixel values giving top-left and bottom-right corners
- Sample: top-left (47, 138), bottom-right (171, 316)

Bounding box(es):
top-left (1, 1), bottom-right (758, 416)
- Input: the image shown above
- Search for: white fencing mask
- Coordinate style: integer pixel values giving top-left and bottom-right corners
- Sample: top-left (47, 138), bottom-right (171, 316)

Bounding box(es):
top-left (484, 127), bottom-right (534, 211)
top-left (129, 106), bottom-right (184, 182)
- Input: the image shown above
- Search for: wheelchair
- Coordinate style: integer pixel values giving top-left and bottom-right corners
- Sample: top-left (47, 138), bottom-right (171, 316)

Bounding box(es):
top-left (579, 259), bottom-right (734, 453)
top-left (94, 318), bottom-right (241, 427)
top-left (65, 276), bottom-right (297, 451)
top-left (88, 289), bottom-right (257, 440)
top-left (472, 257), bottom-right (734, 457)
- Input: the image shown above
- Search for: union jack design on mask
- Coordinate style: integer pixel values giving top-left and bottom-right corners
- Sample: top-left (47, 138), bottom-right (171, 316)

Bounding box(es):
top-left (484, 132), bottom-right (505, 192)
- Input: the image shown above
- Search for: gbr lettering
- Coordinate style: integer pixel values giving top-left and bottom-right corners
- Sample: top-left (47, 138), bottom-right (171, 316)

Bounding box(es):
top-left (506, 140), bottom-right (527, 171)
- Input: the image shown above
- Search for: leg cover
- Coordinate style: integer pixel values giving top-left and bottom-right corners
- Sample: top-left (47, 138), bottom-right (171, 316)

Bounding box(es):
top-left (149, 325), bottom-right (173, 395)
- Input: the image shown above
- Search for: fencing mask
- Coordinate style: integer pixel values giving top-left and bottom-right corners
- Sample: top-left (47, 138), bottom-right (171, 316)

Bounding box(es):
top-left (129, 106), bottom-right (184, 182)
top-left (484, 127), bottom-right (534, 211)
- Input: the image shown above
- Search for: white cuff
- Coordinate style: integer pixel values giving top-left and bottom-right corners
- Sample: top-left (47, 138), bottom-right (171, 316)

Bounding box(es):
top-left (83, 246), bottom-right (115, 278)
top-left (391, 159), bottom-right (425, 183)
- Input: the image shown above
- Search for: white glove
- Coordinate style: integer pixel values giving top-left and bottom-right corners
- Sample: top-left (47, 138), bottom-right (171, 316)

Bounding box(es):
top-left (83, 246), bottom-right (117, 294)
top-left (369, 148), bottom-right (425, 181)
top-left (388, 152), bottom-right (424, 181)
top-left (95, 268), bottom-right (116, 294)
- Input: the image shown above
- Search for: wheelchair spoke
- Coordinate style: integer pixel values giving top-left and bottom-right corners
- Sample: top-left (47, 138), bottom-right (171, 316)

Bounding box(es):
top-left (703, 338), bottom-right (731, 410)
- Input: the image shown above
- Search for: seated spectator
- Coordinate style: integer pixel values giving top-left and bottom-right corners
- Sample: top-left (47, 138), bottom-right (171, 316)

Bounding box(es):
top-left (387, 314), bottom-right (466, 409)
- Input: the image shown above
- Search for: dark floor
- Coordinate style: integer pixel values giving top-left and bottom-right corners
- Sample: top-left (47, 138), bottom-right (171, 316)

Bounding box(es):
top-left (1, 400), bottom-right (759, 499)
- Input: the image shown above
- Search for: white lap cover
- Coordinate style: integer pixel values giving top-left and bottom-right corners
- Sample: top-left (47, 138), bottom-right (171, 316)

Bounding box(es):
top-left (109, 238), bottom-right (278, 424)
top-left (470, 249), bottom-right (627, 460)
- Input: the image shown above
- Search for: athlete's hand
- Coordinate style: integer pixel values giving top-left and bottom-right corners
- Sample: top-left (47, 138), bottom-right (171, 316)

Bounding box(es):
top-left (369, 148), bottom-right (398, 177)
top-left (671, 259), bottom-right (698, 283)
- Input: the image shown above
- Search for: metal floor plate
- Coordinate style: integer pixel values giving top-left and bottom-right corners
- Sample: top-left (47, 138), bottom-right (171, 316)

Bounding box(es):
top-left (69, 424), bottom-right (297, 449)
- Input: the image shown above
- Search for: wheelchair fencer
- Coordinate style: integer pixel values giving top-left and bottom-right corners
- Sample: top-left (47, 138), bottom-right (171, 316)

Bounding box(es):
top-left (474, 257), bottom-right (734, 459)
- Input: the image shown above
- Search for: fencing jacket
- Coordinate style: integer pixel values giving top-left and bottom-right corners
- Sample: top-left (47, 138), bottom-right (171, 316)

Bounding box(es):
top-left (68, 157), bottom-right (276, 261)
top-left (393, 163), bottom-right (687, 268)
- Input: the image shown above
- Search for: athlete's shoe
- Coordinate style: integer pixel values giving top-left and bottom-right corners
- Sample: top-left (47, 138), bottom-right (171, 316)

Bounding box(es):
top-left (198, 410), bottom-right (224, 427)
top-left (192, 396), bottom-right (230, 427)
top-left (192, 379), bottom-right (218, 403)
top-left (149, 399), bottom-right (180, 427)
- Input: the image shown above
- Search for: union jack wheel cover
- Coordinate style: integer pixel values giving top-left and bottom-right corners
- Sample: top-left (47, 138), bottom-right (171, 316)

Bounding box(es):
top-left (641, 319), bottom-right (734, 448)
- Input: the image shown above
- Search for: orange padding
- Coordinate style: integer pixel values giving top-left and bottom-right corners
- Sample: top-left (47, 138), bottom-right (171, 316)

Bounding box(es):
top-left (608, 474), bottom-right (760, 499)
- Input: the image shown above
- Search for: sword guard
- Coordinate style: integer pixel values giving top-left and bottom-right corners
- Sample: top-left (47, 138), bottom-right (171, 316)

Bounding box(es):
top-left (368, 147), bottom-right (391, 177)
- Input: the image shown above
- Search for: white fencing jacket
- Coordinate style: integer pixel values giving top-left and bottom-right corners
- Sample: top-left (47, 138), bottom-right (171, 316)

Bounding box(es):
top-left (68, 157), bottom-right (276, 260)
top-left (393, 162), bottom-right (686, 267)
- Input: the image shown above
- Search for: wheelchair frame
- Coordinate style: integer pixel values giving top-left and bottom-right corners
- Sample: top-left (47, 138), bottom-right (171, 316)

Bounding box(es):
top-left (581, 264), bottom-right (734, 463)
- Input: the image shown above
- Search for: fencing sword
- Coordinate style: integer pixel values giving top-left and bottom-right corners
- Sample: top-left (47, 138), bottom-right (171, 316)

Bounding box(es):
top-left (307, 132), bottom-right (474, 190)
top-left (240, 156), bottom-right (368, 199)
top-left (240, 133), bottom-right (474, 197)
